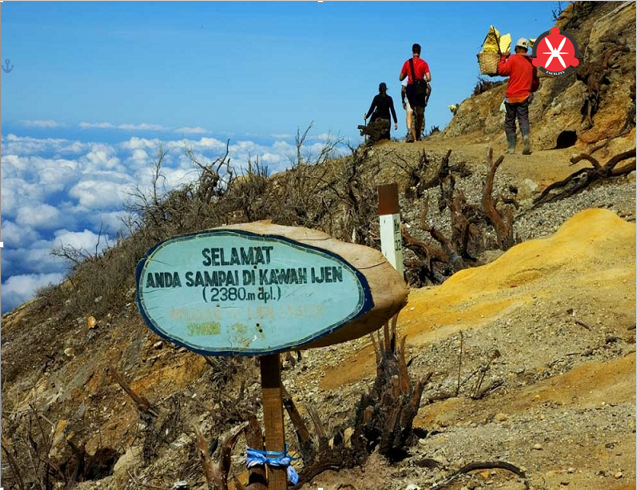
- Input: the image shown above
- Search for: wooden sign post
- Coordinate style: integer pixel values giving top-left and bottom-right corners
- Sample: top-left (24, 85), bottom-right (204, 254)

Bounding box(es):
top-left (260, 354), bottom-right (287, 488)
top-left (378, 183), bottom-right (404, 276)
top-left (136, 223), bottom-right (409, 488)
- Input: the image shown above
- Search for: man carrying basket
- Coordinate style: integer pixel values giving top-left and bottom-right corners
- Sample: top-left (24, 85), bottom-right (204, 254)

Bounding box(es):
top-left (400, 43), bottom-right (431, 142)
top-left (497, 38), bottom-right (540, 154)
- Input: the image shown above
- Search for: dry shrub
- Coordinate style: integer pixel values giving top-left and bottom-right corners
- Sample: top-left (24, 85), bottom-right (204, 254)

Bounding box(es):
top-left (36, 126), bottom-right (381, 323)
top-left (472, 76), bottom-right (505, 96)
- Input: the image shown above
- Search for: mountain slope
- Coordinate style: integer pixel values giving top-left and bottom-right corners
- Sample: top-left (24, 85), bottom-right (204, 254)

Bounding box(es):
top-left (1, 2), bottom-right (635, 489)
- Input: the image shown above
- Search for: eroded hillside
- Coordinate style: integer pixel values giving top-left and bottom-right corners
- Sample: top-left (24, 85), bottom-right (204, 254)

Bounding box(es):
top-left (443, 1), bottom-right (635, 152)
top-left (1, 2), bottom-right (635, 489)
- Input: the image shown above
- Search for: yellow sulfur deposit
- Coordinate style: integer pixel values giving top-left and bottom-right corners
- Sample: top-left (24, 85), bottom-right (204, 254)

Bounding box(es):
top-left (481, 25), bottom-right (501, 53)
top-left (499, 33), bottom-right (512, 54)
top-left (481, 26), bottom-right (512, 54)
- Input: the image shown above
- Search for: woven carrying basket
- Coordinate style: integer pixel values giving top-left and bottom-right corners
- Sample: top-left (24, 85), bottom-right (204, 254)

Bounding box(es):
top-left (477, 51), bottom-right (500, 76)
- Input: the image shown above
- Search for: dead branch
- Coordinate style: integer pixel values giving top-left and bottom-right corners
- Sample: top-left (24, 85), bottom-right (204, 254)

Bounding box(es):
top-left (399, 372), bottom-right (431, 430)
top-left (111, 369), bottom-right (157, 417)
top-left (306, 404), bottom-right (327, 441)
top-left (296, 442), bottom-right (363, 486)
top-left (420, 198), bottom-right (467, 272)
top-left (456, 332), bottom-right (464, 396)
top-left (401, 224), bottom-right (450, 285)
top-left (358, 324), bottom-right (432, 462)
top-left (193, 422), bottom-right (248, 490)
top-left (567, 308), bottom-right (592, 331)
top-left (577, 43), bottom-right (631, 129)
top-left (244, 414), bottom-right (267, 489)
top-left (369, 332), bottom-right (381, 364)
top-left (471, 379), bottom-right (504, 400)
top-left (483, 148), bottom-right (517, 250)
top-left (574, 318), bottom-right (592, 331)
top-left (281, 384), bottom-right (314, 459)
top-left (220, 422), bottom-right (249, 480)
top-left (571, 153), bottom-right (602, 170)
top-left (432, 460), bottom-right (530, 489)
top-left (533, 148), bottom-right (636, 207)
top-left (194, 425), bottom-right (224, 488)
top-left (463, 350), bottom-right (501, 399)
top-left (1, 438), bottom-right (27, 490)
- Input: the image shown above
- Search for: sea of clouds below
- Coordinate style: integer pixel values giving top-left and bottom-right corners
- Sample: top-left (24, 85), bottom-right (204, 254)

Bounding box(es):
top-left (0, 130), bottom-right (346, 314)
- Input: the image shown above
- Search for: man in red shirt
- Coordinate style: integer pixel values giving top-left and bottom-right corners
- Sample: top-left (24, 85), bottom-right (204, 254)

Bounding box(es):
top-left (498, 38), bottom-right (540, 154)
top-left (399, 43), bottom-right (431, 142)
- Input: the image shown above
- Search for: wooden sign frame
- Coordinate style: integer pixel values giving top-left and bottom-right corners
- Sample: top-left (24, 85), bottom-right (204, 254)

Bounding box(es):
top-left (135, 223), bottom-right (409, 489)
top-left (136, 229), bottom-right (375, 357)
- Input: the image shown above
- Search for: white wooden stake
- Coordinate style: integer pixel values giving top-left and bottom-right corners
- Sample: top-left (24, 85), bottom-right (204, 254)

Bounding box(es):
top-left (378, 183), bottom-right (404, 277)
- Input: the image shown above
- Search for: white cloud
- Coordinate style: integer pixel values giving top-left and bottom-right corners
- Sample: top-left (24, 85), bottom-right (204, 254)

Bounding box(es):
top-left (1, 273), bottom-right (65, 313)
top-left (1, 134), bottom-right (86, 155)
top-left (89, 211), bottom-right (129, 236)
top-left (120, 137), bottom-right (163, 151)
top-left (117, 123), bottom-right (168, 131)
top-left (1, 238), bottom-right (68, 277)
top-left (21, 119), bottom-right (63, 128)
top-left (81, 143), bottom-right (122, 171)
top-left (33, 158), bottom-right (79, 187)
top-left (79, 122), bottom-right (169, 131)
top-left (16, 203), bottom-right (64, 230)
top-left (0, 184), bottom-right (20, 217)
top-left (188, 137), bottom-right (227, 151)
top-left (175, 126), bottom-right (208, 134)
top-left (80, 121), bottom-right (115, 129)
top-left (260, 152), bottom-right (285, 165)
top-left (68, 180), bottom-right (133, 210)
top-left (1, 131), bottom-right (334, 313)
top-left (272, 141), bottom-right (295, 151)
top-left (53, 228), bottom-right (112, 254)
top-left (124, 148), bottom-right (156, 169)
top-left (313, 133), bottom-right (332, 141)
top-left (129, 148), bottom-right (149, 163)
top-left (162, 167), bottom-right (194, 188)
top-left (1, 154), bottom-right (29, 177)
top-left (1, 220), bottom-right (40, 249)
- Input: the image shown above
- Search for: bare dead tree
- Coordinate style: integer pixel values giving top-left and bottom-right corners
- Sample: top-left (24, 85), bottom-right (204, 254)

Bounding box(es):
top-left (1, 404), bottom-right (67, 489)
top-left (577, 42), bottom-right (631, 129)
top-left (482, 148), bottom-right (519, 251)
top-left (51, 220), bottom-right (108, 271)
top-left (186, 140), bottom-right (236, 203)
top-left (283, 321), bottom-right (431, 486)
top-left (193, 420), bottom-right (249, 490)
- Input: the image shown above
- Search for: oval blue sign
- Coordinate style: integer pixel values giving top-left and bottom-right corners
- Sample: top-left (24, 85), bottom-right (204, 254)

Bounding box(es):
top-left (136, 229), bottom-right (374, 356)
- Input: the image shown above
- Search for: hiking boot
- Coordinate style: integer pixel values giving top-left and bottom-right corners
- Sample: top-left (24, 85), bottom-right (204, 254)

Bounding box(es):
top-left (506, 134), bottom-right (517, 154)
top-left (522, 135), bottom-right (532, 155)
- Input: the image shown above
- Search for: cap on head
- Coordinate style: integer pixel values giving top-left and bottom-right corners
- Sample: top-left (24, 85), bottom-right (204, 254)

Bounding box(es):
top-left (379, 82), bottom-right (387, 92)
top-left (515, 38), bottom-right (529, 50)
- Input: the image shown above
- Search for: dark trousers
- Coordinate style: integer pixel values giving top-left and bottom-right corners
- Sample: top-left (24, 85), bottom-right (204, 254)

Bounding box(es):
top-left (406, 85), bottom-right (426, 140)
top-left (505, 99), bottom-right (530, 137)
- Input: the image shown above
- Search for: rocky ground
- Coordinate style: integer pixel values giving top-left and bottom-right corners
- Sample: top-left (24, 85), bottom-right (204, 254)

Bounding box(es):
top-left (282, 138), bottom-right (636, 490)
top-left (4, 135), bottom-right (634, 490)
top-left (3, 2), bottom-right (636, 484)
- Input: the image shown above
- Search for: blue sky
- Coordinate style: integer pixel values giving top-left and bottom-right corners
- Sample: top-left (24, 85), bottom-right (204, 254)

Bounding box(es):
top-left (1, 1), bottom-right (558, 313)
